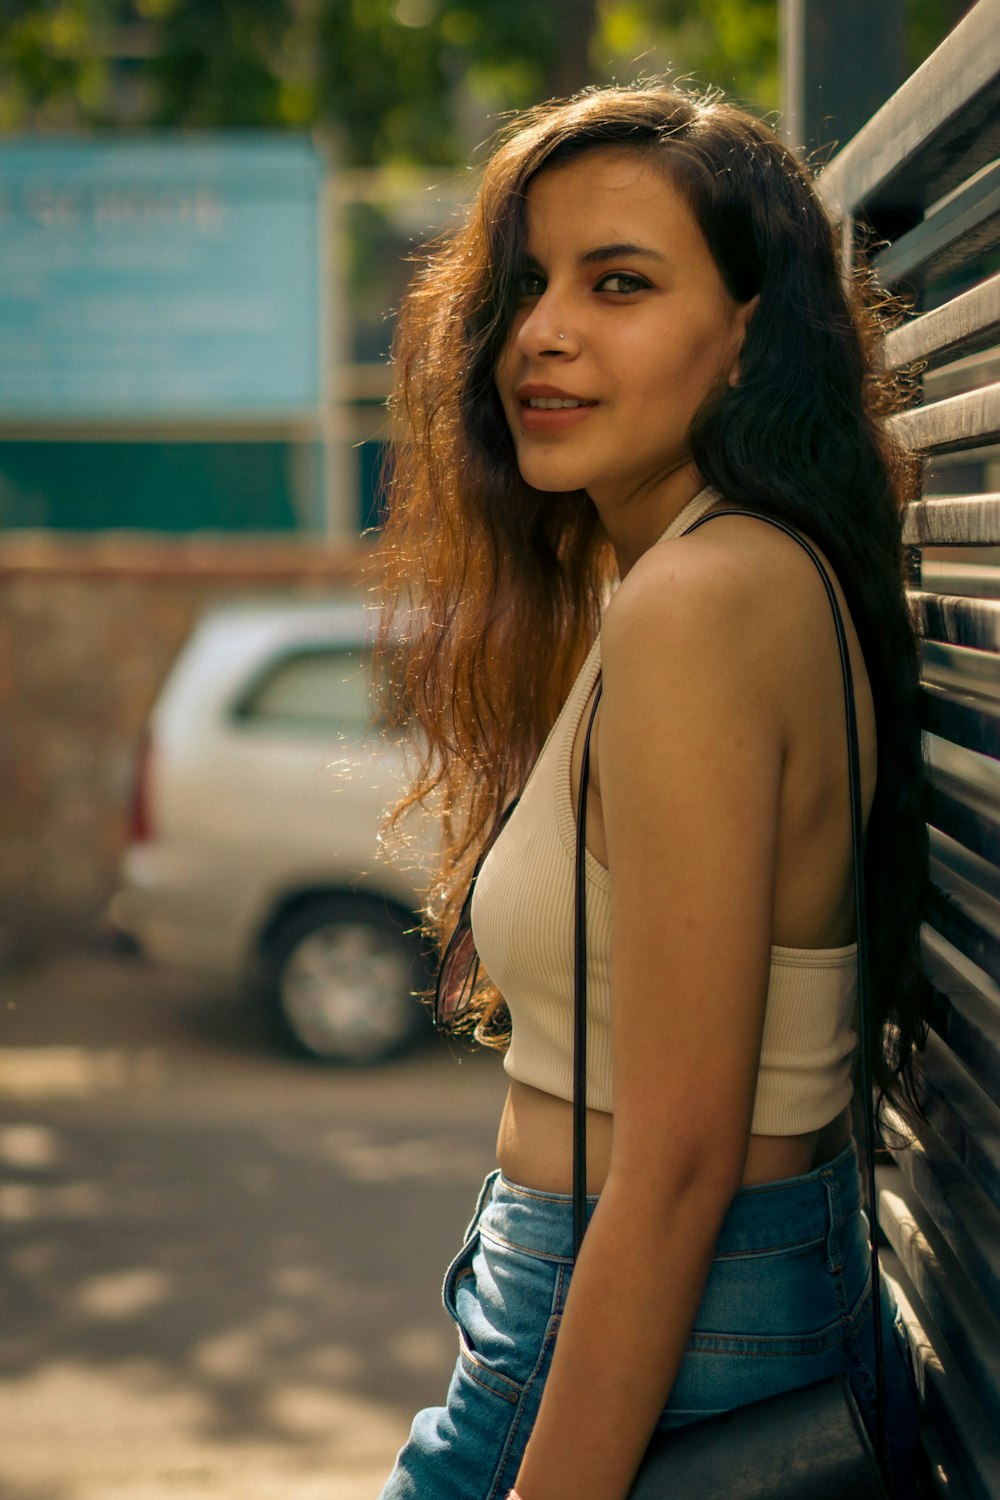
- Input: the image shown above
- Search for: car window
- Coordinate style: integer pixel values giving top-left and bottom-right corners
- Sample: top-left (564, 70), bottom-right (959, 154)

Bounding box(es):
top-left (233, 647), bottom-right (378, 736)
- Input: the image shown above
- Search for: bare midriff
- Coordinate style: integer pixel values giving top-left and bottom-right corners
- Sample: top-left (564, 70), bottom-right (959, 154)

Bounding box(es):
top-left (496, 1079), bottom-right (852, 1196)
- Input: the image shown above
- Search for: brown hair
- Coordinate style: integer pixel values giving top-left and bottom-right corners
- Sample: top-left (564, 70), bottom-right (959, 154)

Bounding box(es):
top-left (376, 81), bottom-right (929, 1109)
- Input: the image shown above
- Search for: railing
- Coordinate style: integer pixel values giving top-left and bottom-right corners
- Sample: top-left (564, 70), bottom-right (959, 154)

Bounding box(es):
top-left (819, 3), bottom-right (1000, 1496)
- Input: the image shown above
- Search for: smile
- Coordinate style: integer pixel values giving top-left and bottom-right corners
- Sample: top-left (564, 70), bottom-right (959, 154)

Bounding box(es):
top-left (526, 397), bottom-right (589, 409)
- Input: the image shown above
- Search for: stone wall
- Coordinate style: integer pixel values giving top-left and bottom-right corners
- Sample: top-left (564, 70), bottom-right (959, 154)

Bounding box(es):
top-left (0, 531), bottom-right (371, 960)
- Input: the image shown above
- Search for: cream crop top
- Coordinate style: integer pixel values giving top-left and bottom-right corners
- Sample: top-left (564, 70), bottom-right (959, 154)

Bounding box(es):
top-left (470, 488), bottom-right (859, 1136)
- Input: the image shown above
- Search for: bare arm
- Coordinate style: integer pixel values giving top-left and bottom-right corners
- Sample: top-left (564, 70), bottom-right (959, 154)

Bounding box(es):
top-left (511, 536), bottom-right (789, 1500)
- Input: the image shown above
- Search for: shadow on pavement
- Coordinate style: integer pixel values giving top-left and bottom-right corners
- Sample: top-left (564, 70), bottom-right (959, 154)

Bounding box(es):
top-left (0, 944), bottom-right (507, 1497)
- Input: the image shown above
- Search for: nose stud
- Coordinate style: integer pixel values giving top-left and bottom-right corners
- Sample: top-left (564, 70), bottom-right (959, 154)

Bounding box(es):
top-left (557, 332), bottom-right (565, 341)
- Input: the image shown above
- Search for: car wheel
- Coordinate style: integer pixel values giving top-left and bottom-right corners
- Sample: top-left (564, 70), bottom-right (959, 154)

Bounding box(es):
top-left (262, 896), bottom-right (429, 1064)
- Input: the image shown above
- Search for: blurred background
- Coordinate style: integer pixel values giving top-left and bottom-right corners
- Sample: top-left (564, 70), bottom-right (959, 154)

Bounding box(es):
top-left (0, 3), bottom-right (983, 1498)
top-left (0, 0), bottom-right (973, 952)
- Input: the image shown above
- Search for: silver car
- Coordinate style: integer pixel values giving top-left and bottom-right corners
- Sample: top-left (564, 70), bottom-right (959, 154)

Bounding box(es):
top-left (109, 597), bottom-right (433, 1064)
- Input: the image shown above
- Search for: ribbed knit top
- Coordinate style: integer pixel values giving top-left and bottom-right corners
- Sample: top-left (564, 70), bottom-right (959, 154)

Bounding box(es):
top-left (470, 488), bottom-right (859, 1135)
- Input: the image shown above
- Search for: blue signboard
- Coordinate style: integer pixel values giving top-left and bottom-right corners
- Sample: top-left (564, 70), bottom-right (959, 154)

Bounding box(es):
top-left (0, 135), bottom-right (326, 422)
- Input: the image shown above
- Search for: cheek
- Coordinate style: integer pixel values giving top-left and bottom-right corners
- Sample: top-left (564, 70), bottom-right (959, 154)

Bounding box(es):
top-left (633, 319), bottom-right (736, 402)
top-left (494, 344), bottom-right (517, 408)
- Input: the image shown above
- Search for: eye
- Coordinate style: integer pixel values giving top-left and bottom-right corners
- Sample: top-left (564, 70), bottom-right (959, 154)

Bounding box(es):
top-left (596, 271), bottom-right (650, 294)
top-left (512, 267), bottom-right (545, 298)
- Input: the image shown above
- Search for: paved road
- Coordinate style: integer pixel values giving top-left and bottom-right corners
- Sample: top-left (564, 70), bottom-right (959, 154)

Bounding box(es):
top-left (0, 943), bottom-right (508, 1500)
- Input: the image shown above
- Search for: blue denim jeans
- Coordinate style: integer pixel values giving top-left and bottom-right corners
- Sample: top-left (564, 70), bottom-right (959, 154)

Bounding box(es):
top-left (379, 1143), bottom-right (918, 1500)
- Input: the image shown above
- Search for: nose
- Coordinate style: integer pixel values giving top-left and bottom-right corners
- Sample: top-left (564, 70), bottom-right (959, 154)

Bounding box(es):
top-left (514, 291), bottom-right (577, 358)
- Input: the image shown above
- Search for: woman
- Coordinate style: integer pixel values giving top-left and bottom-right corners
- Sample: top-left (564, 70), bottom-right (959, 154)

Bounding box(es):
top-left (376, 82), bottom-right (927, 1500)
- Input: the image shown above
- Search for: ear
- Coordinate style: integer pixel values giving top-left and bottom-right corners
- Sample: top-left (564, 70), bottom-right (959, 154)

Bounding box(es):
top-left (728, 293), bottom-right (760, 387)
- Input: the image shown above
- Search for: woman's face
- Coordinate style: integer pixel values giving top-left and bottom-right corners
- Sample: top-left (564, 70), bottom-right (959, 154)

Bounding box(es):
top-left (495, 147), bottom-right (756, 512)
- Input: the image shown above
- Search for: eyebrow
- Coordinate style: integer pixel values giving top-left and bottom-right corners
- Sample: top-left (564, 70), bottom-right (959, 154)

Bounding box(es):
top-left (579, 241), bottom-right (668, 266)
top-left (521, 241), bottom-right (670, 270)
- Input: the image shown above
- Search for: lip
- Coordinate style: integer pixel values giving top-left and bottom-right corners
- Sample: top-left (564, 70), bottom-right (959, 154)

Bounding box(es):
top-left (515, 383), bottom-right (595, 404)
top-left (513, 383), bottom-right (598, 435)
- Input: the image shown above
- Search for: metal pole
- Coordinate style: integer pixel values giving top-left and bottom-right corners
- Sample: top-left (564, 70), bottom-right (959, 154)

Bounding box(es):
top-left (780, 0), bottom-right (906, 158)
top-left (317, 136), bottom-right (356, 539)
top-left (779, 0), bottom-right (806, 153)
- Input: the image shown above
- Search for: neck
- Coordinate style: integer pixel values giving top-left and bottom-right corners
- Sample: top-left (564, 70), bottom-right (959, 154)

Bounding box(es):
top-left (590, 463), bottom-right (708, 577)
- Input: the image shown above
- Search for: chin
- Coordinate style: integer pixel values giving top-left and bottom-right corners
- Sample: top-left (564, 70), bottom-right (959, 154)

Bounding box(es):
top-left (516, 460), bottom-right (589, 494)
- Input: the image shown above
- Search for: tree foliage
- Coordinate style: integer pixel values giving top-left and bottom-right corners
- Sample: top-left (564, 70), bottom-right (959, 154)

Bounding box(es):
top-left (594, 0), bottom-right (779, 116)
top-left (0, 0), bottom-right (973, 164)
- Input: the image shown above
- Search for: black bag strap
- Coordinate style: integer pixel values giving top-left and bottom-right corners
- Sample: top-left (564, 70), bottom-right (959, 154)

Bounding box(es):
top-left (572, 507), bottom-right (885, 1458)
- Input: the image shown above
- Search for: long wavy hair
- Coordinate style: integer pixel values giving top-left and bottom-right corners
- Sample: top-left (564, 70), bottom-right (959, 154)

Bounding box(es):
top-left (376, 82), bottom-right (930, 1118)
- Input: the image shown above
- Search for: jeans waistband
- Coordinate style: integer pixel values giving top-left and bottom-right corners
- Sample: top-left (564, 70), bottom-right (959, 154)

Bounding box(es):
top-left (477, 1142), bottom-right (863, 1264)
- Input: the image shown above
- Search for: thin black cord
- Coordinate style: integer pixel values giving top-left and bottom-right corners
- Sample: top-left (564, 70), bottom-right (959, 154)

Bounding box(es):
top-left (684, 509), bottom-right (886, 1462)
top-left (571, 508), bottom-right (886, 1469)
top-left (573, 681), bottom-right (603, 1258)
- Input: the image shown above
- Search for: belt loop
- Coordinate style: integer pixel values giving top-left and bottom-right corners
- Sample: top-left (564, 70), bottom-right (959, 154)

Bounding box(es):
top-left (822, 1169), bottom-right (843, 1274)
top-left (463, 1167), bottom-right (500, 1243)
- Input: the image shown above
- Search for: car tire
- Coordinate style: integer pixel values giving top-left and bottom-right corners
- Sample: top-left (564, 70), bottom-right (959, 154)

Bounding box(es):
top-left (261, 896), bottom-right (429, 1064)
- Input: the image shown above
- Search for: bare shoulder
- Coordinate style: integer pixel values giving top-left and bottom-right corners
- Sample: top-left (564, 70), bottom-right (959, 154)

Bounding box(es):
top-left (602, 510), bottom-right (827, 686)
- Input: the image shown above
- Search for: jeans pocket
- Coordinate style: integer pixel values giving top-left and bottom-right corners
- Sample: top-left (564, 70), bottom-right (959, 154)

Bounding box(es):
top-left (440, 1169), bottom-right (497, 1319)
top-left (442, 1231), bottom-right (479, 1320)
top-left (449, 1229), bottom-right (564, 1408)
